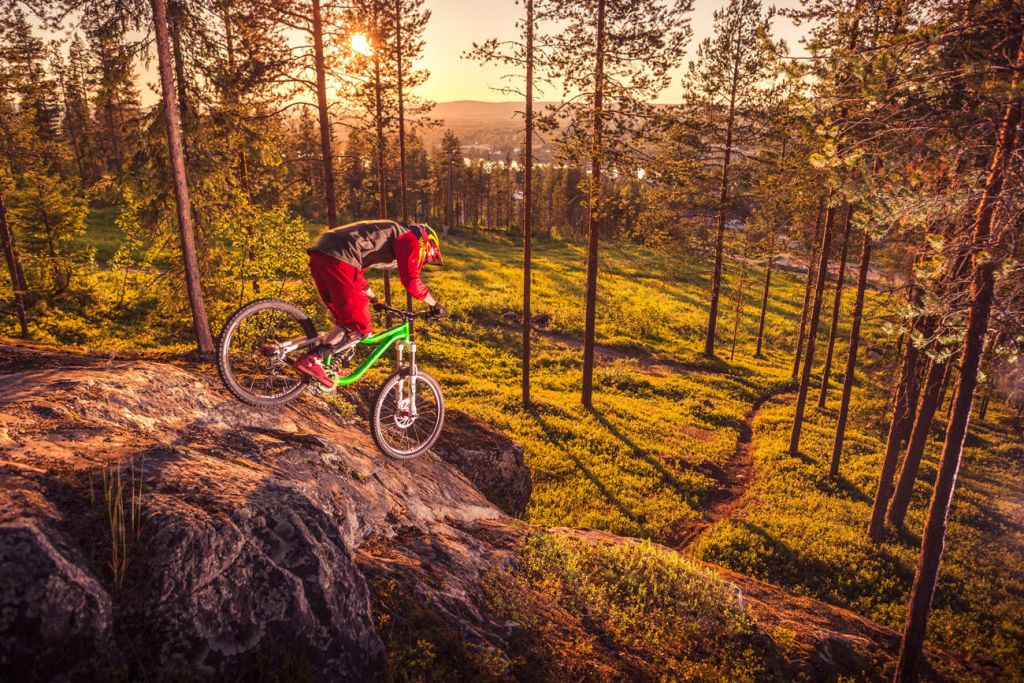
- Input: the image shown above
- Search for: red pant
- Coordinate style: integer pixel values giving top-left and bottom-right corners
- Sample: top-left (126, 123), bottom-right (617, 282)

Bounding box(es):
top-left (308, 252), bottom-right (373, 334)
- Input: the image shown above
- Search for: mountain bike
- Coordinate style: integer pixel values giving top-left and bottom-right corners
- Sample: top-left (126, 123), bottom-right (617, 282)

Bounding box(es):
top-left (216, 298), bottom-right (444, 459)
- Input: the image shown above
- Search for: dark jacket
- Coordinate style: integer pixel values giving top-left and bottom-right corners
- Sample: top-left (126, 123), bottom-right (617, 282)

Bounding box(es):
top-left (308, 220), bottom-right (409, 270)
top-left (308, 220), bottom-right (430, 300)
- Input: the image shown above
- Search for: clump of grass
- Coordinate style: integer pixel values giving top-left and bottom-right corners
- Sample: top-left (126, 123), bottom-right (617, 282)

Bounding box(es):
top-left (482, 531), bottom-right (778, 681)
top-left (102, 457), bottom-right (143, 588)
top-left (318, 389), bottom-right (357, 419)
top-left (367, 576), bottom-right (512, 681)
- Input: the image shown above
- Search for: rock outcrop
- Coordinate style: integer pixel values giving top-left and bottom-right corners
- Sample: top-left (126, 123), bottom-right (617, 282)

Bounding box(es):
top-left (434, 412), bottom-right (532, 516)
top-left (0, 347), bottom-right (513, 680)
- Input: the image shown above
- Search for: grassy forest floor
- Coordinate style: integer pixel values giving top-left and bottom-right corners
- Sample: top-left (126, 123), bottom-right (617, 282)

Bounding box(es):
top-left (3, 213), bottom-right (1022, 677)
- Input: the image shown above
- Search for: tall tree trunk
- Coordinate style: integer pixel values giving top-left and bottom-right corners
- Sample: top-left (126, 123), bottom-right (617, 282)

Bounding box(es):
top-left (754, 213), bottom-right (778, 358)
top-left (886, 356), bottom-right (947, 528)
top-left (150, 0), bottom-right (214, 354)
top-left (221, 5), bottom-right (252, 198)
top-left (936, 360), bottom-right (952, 410)
top-left (793, 197), bottom-right (825, 380)
top-left (220, 0), bottom-right (256, 299)
top-left (867, 301), bottom-right (927, 541)
top-left (976, 335), bottom-right (998, 421)
top-left (896, 60), bottom-right (1022, 680)
top-left (789, 202), bottom-right (836, 455)
top-left (522, 0), bottom-right (534, 407)
top-left (57, 71), bottom-right (87, 185)
top-left (311, 0), bottom-right (338, 228)
top-left (104, 101), bottom-right (123, 174)
top-left (704, 58), bottom-right (740, 359)
top-left (394, 0), bottom-right (411, 310)
top-left (0, 185), bottom-right (29, 338)
top-left (754, 254), bottom-right (772, 358)
top-left (819, 204), bottom-right (854, 407)
top-left (372, 5), bottom-right (392, 320)
top-left (829, 230), bottom-right (871, 476)
top-left (978, 382), bottom-right (993, 420)
top-left (730, 238), bottom-right (750, 361)
top-left (168, 0), bottom-right (191, 161)
top-left (395, 0), bottom-right (409, 225)
top-left (580, 0), bottom-right (605, 409)
top-left (446, 152), bottom-right (453, 237)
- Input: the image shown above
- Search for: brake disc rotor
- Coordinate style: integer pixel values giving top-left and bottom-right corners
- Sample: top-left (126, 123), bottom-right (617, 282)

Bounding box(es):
top-left (394, 397), bottom-right (416, 429)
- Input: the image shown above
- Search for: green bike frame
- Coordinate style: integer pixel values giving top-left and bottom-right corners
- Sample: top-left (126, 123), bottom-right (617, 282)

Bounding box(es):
top-left (323, 321), bottom-right (411, 387)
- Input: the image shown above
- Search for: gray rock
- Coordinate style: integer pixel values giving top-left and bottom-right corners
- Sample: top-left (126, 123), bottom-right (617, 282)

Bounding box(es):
top-left (0, 355), bottom-right (508, 680)
top-left (0, 521), bottom-right (117, 682)
top-left (140, 482), bottom-right (385, 680)
top-left (433, 412), bottom-right (532, 516)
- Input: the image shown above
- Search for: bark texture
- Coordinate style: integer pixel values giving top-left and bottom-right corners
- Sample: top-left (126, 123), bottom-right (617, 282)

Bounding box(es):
top-left (311, 0), bottom-right (338, 228)
top-left (819, 205), bottom-right (853, 407)
top-left (522, 0), bottom-right (534, 407)
top-left (789, 203), bottom-right (836, 456)
top-left (830, 231), bottom-right (871, 476)
top-left (0, 186), bottom-right (28, 338)
top-left (867, 306), bottom-right (926, 542)
top-left (895, 48), bottom-right (1022, 679)
top-left (793, 197), bottom-right (825, 380)
top-left (581, 0), bottom-right (605, 408)
top-left (150, 0), bottom-right (214, 353)
top-left (886, 357), bottom-right (947, 528)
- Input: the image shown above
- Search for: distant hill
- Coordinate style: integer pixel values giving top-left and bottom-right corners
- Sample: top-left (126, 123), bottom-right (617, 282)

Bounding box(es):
top-left (421, 100), bottom-right (560, 161)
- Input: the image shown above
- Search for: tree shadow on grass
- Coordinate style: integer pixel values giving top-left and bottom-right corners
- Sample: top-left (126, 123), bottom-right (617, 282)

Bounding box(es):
top-left (588, 407), bottom-right (701, 508)
top-left (527, 405), bottom-right (640, 528)
top-left (788, 448), bottom-right (817, 466)
top-left (815, 405), bottom-right (839, 420)
top-left (817, 474), bottom-right (872, 504)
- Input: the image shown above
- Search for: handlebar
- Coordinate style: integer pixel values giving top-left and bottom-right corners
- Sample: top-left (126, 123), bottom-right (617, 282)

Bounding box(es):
top-left (373, 302), bottom-right (437, 322)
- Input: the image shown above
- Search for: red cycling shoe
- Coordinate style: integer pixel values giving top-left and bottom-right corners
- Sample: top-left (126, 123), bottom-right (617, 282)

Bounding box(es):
top-left (293, 354), bottom-right (334, 388)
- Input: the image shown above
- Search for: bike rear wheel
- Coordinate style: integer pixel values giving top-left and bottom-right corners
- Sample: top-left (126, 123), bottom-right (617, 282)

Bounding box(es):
top-left (217, 298), bottom-right (318, 407)
top-left (370, 371), bottom-right (445, 459)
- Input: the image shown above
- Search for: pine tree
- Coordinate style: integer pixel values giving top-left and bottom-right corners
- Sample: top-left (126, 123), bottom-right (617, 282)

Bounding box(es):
top-left (82, 7), bottom-right (141, 177)
top-left (0, 170), bottom-right (28, 337)
top-left (543, 0), bottom-right (693, 407)
top-left (438, 129), bottom-right (462, 236)
top-left (150, 0), bottom-right (214, 353)
top-left (467, 0), bottom-right (541, 404)
top-left (55, 35), bottom-right (98, 186)
top-left (898, 45), bottom-right (1022, 680)
top-left (817, 203), bottom-right (852, 405)
top-left (8, 170), bottom-right (87, 295)
top-left (683, 0), bottom-right (784, 359)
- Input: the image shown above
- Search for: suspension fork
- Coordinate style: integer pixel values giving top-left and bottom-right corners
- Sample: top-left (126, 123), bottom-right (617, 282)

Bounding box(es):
top-left (394, 341), bottom-right (420, 417)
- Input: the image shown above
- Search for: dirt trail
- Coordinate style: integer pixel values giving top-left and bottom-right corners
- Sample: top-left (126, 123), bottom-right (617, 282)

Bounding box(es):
top-left (512, 323), bottom-right (787, 549)
top-left (672, 393), bottom-right (784, 550)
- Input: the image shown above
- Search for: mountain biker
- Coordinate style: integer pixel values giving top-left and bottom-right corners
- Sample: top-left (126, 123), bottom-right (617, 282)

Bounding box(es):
top-left (294, 220), bottom-right (445, 387)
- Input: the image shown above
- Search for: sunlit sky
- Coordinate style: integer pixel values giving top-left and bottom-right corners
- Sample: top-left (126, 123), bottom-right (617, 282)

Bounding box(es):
top-left (418, 0), bottom-right (809, 103)
top-left (77, 0), bottom-right (809, 106)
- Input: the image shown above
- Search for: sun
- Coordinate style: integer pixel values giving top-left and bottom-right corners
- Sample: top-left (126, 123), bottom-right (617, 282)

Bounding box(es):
top-left (350, 33), bottom-right (373, 57)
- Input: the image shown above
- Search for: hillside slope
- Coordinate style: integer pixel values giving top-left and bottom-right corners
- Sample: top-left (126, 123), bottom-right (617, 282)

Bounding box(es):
top-left (0, 344), bottom-right (975, 680)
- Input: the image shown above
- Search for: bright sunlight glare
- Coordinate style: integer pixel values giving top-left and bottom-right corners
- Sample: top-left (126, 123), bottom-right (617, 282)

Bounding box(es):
top-left (350, 33), bottom-right (373, 56)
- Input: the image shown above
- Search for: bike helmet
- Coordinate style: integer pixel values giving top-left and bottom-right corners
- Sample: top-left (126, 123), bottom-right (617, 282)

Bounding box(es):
top-left (412, 224), bottom-right (443, 266)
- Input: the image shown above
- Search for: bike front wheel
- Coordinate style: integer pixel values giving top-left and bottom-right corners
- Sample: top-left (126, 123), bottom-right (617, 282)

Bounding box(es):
top-left (370, 371), bottom-right (445, 459)
top-left (217, 298), bottom-right (318, 407)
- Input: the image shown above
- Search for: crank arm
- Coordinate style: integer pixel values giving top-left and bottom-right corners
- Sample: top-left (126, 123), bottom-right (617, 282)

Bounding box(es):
top-left (274, 336), bottom-right (319, 354)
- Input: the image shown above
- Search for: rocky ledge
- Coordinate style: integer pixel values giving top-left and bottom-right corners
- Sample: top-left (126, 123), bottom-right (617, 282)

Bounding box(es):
top-left (0, 346), bottom-right (528, 681)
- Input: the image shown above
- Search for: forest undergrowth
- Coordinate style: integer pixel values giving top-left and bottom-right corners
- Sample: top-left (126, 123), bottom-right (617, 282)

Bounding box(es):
top-left (4, 217), bottom-right (1022, 677)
